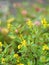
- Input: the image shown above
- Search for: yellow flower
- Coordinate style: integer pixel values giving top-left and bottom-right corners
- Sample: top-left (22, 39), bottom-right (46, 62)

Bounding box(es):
top-left (17, 63), bottom-right (24, 65)
top-left (42, 44), bottom-right (49, 50)
top-left (18, 40), bottom-right (27, 49)
top-left (41, 18), bottom-right (48, 28)
top-left (41, 18), bottom-right (47, 24)
top-left (14, 53), bottom-right (19, 58)
top-left (2, 58), bottom-right (5, 64)
top-left (0, 42), bottom-right (2, 47)
top-left (18, 44), bottom-right (22, 49)
top-left (7, 23), bottom-right (11, 29)
top-left (7, 17), bottom-right (15, 23)
top-left (14, 53), bottom-right (20, 62)
top-left (21, 40), bottom-right (27, 46)
top-left (26, 19), bottom-right (33, 28)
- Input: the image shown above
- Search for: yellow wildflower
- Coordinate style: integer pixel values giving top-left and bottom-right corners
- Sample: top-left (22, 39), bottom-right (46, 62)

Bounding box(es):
top-left (41, 18), bottom-right (47, 24)
top-left (18, 40), bottom-right (27, 49)
top-left (18, 44), bottom-right (22, 49)
top-left (7, 17), bottom-right (15, 23)
top-left (7, 23), bottom-right (11, 29)
top-left (2, 58), bottom-right (5, 64)
top-left (42, 44), bottom-right (49, 50)
top-left (14, 53), bottom-right (19, 58)
top-left (17, 63), bottom-right (24, 65)
top-left (21, 40), bottom-right (27, 46)
top-left (0, 42), bottom-right (2, 47)
top-left (14, 53), bottom-right (20, 62)
top-left (26, 19), bottom-right (33, 28)
top-left (41, 18), bottom-right (48, 28)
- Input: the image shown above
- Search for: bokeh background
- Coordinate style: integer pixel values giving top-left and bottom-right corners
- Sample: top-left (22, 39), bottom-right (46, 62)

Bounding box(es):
top-left (0, 0), bottom-right (49, 21)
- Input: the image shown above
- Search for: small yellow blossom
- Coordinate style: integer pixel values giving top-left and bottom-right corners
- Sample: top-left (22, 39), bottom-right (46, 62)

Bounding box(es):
top-left (21, 40), bottom-right (27, 46)
top-left (18, 40), bottom-right (27, 49)
top-left (14, 53), bottom-right (19, 58)
top-left (14, 53), bottom-right (20, 62)
top-left (42, 44), bottom-right (49, 50)
top-left (7, 17), bottom-right (15, 23)
top-left (2, 58), bottom-right (5, 64)
top-left (26, 19), bottom-right (33, 28)
top-left (17, 63), bottom-right (24, 65)
top-left (18, 44), bottom-right (22, 49)
top-left (0, 42), bottom-right (2, 47)
top-left (41, 18), bottom-right (47, 24)
top-left (41, 18), bottom-right (48, 28)
top-left (7, 23), bottom-right (11, 29)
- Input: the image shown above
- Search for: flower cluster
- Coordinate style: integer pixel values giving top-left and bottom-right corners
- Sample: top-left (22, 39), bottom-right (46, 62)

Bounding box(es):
top-left (0, 2), bottom-right (49, 65)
